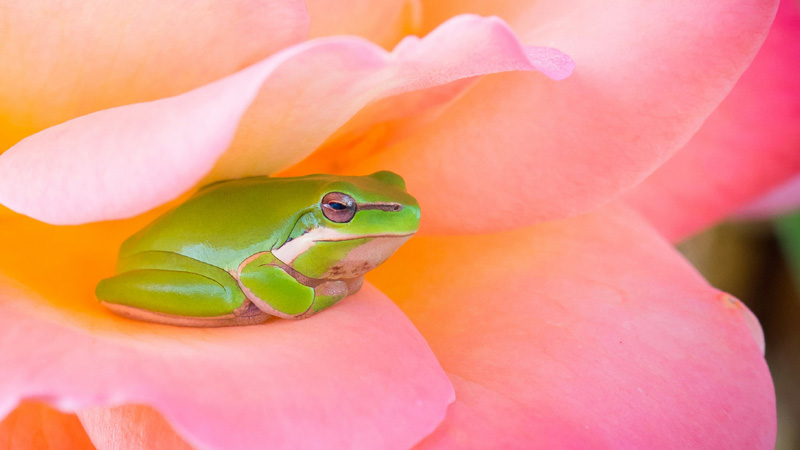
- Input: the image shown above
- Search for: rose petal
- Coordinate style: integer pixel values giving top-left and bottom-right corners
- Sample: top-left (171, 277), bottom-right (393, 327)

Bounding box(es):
top-left (305, 0), bottom-right (421, 48)
top-left (280, 78), bottom-right (479, 178)
top-left (0, 14), bottom-right (572, 225)
top-left (0, 0), bottom-right (308, 152)
top-left (0, 276), bottom-right (453, 450)
top-left (80, 405), bottom-right (192, 450)
top-left (351, 0), bottom-right (779, 234)
top-left (0, 402), bottom-right (94, 450)
top-left (737, 173), bottom-right (800, 218)
top-left (206, 14), bottom-right (573, 181)
top-left (0, 53), bottom-right (292, 225)
top-left (417, 0), bottom-right (531, 35)
top-left (367, 205), bottom-right (775, 448)
top-left (624, 0), bottom-right (800, 241)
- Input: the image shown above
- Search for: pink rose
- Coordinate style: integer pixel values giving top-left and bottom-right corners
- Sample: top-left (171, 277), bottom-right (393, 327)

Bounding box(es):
top-left (1, 0), bottom-right (797, 448)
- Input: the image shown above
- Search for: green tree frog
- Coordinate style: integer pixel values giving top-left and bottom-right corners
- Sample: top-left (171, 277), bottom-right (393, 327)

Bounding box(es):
top-left (96, 171), bottom-right (420, 327)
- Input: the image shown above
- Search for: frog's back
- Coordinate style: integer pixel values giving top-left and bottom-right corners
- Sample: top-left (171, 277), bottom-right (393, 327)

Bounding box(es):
top-left (119, 177), bottom-right (325, 270)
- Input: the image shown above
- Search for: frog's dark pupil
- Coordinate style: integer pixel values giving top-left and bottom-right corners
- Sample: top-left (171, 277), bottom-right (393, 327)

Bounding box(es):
top-left (329, 202), bottom-right (346, 210)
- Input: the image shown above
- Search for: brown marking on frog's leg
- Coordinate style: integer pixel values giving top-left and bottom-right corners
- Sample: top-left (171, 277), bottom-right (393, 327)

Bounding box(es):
top-left (235, 251), bottom-right (319, 285)
top-left (101, 299), bottom-right (270, 327)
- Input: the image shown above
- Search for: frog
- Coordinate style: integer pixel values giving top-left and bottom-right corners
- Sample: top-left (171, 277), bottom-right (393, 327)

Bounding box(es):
top-left (95, 171), bottom-right (420, 327)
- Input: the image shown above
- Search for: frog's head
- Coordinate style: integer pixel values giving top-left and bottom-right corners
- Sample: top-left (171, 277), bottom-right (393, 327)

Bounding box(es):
top-left (273, 171), bottom-right (420, 279)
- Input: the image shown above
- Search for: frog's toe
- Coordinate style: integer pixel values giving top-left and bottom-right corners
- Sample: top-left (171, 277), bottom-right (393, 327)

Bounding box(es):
top-left (312, 280), bottom-right (348, 312)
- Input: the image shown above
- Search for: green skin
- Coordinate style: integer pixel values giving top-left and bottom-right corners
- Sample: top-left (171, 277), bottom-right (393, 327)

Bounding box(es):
top-left (96, 171), bottom-right (420, 327)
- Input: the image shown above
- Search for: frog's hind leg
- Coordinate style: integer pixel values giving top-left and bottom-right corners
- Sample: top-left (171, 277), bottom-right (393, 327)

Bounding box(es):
top-left (97, 251), bottom-right (269, 327)
top-left (101, 289), bottom-right (268, 327)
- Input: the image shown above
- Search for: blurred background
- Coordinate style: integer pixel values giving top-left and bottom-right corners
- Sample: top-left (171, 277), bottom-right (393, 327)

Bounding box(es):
top-left (678, 214), bottom-right (800, 450)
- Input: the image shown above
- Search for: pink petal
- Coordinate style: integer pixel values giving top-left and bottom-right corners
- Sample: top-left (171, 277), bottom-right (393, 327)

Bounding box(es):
top-left (624, 0), bottom-right (800, 241)
top-left (208, 15), bottom-right (573, 181)
top-left (0, 402), bottom-right (94, 450)
top-left (0, 0), bottom-right (308, 152)
top-left (0, 278), bottom-right (453, 450)
top-left (368, 205), bottom-right (775, 448)
top-left (737, 173), bottom-right (800, 218)
top-left (0, 15), bottom-right (572, 225)
top-left (351, 0), bottom-right (779, 234)
top-left (0, 55), bottom-right (293, 225)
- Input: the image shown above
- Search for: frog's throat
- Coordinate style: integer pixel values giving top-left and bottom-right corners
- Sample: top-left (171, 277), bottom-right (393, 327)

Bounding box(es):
top-left (271, 228), bottom-right (413, 265)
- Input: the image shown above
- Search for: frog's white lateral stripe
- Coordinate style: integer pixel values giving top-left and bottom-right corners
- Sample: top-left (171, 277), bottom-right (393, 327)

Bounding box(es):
top-left (273, 228), bottom-right (344, 264)
top-left (272, 228), bottom-right (412, 264)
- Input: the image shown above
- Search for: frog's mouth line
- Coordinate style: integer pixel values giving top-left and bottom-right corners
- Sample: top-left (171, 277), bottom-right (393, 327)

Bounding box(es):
top-left (313, 232), bottom-right (415, 243)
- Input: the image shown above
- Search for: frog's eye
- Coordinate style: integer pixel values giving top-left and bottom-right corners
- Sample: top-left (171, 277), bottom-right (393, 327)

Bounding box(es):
top-left (321, 192), bottom-right (357, 223)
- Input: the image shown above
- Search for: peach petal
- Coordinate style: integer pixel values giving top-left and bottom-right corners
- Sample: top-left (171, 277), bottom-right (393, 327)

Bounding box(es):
top-left (0, 14), bottom-right (572, 225)
top-left (0, 0), bottom-right (308, 152)
top-left (353, 0), bottom-right (778, 234)
top-left (0, 402), bottom-right (94, 450)
top-left (368, 205), bottom-right (775, 448)
top-left (417, 0), bottom-right (531, 35)
top-left (281, 78), bottom-right (479, 178)
top-left (0, 278), bottom-right (454, 450)
top-left (625, 0), bottom-right (800, 241)
top-left (80, 405), bottom-right (192, 450)
top-left (305, 0), bottom-right (420, 48)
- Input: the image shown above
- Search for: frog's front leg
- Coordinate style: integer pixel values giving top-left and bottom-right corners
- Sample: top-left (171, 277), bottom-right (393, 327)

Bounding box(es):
top-left (236, 252), bottom-right (356, 319)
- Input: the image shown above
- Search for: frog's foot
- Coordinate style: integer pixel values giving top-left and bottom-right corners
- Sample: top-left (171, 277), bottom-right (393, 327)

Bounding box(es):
top-left (101, 299), bottom-right (270, 328)
top-left (236, 252), bottom-right (362, 319)
top-left (305, 280), bottom-right (348, 316)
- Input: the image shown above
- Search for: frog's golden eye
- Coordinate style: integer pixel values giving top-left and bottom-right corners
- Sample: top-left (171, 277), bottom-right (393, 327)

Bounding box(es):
top-left (321, 192), bottom-right (357, 223)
